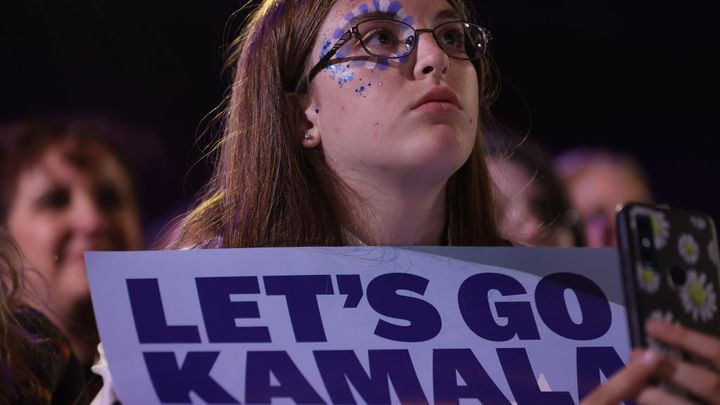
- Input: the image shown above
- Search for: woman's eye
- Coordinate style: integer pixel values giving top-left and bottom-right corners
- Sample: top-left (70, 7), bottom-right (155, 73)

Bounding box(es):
top-left (440, 28), bottom-right (464, 48)
top-left (363, 29), bottom-right (397, 47)
top-left (37, 189), bottom-right (70, 210)
top-left (96, 186), bottom-right (123, 212)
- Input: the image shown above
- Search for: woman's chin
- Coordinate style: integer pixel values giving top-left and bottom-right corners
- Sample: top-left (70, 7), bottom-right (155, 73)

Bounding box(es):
top-left (384, 151), bottom-right (471, 186)
top-left (400, 129), bottom-right (473, 170)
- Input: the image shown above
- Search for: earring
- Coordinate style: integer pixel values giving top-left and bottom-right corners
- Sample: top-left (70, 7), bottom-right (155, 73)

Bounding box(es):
top-left (304, 132), bottom-right (313, 140)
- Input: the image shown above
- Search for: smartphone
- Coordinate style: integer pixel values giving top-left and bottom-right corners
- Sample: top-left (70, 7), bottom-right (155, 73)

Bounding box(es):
top-left (617, 203), bottom-right (720, 369)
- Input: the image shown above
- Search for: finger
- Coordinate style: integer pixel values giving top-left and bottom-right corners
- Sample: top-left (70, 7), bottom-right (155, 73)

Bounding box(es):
top-left (647, 319), bottom-right (720, 368)
top-left (581, 349), bottom-right (663, 405)
top-left (636, 386), bottom-right (695, 405)
top-left (628, 348), bottom-right (643, 362)
top-left (655, 358), bottom-right (720, 404)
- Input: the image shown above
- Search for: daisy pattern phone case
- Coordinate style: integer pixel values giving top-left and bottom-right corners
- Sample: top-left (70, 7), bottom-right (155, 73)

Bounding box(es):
top-left (617, 203), bottom-right (720, 365)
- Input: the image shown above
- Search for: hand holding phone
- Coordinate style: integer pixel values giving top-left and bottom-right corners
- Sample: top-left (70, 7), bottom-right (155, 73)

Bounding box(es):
top-left (617, 203), bottom-right (720, 348)
top-left (615, 203), bottom-right (720, 403)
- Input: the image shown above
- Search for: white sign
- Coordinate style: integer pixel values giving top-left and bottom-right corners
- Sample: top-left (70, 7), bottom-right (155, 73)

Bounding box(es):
top-left (86, 247), bottom-right (630, 404)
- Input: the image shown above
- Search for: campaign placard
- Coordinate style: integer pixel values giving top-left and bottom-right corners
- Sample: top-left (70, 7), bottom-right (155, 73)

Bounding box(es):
top-left (86, 247), bottom-right (629, 404)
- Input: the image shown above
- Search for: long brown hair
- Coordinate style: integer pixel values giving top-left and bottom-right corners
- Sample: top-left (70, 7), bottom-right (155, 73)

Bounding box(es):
top-left (0, 234), bottom-right (43, 400)
top-left (170, 0), bottom-right (502, 248)
top-left (0, 233), bottom-right (21, 360)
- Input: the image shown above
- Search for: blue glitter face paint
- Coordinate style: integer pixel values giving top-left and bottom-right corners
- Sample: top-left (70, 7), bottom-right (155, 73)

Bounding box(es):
top-left (344, 0), bottom-right (409, 28)
top-left (319, 35), bottom-right (356, 88)
top-left (338, 1), bottom-right (414, 72)
top-left (319, 0), bottom-right (415, 93)
top-left (354, 85), bottom-right (367, 97)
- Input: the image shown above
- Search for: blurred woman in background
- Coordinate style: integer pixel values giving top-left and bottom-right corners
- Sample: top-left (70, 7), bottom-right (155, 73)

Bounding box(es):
top-left (554, 147), bottom-right (654, 247)
top-left (0, 117), bottom-right (143, 370)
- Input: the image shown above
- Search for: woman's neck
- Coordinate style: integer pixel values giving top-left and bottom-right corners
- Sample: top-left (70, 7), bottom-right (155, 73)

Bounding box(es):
top-left (343, 177), bottom-right (447, 246)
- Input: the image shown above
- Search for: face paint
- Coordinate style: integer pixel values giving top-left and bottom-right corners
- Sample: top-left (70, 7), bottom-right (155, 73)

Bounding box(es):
top-left (354, 85), bottom-right (367, 97)
top-left (319, 38), bottom-right (356, 88)
top-left (341, 1), bottom-right (414, 71)
top-left (365, 1), bottom-right (414, 26)
top-left (320, 1), bottom-right (415, 90)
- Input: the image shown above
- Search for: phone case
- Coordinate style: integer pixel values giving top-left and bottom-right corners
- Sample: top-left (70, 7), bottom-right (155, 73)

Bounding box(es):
top-left (617, 203), bottom-right (720, 367)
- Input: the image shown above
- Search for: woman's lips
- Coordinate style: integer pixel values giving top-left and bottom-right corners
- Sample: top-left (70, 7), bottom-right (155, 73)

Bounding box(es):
top-left (411, 87), bottom-right (463, 112)
top-left (413, 100), bottom-right (461, 112)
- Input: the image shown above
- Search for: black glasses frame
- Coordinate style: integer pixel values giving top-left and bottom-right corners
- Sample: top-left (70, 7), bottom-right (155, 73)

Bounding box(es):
top-left (295, 19), bottom-right (491, 93)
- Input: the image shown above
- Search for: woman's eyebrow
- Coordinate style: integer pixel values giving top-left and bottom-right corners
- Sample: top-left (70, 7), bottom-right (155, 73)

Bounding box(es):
top-left (435, 9), bottom-right (462, 21)
top-left (344, 10), bottom-right (398, 28)
top-left (340, 9), bottom-right (462, 31)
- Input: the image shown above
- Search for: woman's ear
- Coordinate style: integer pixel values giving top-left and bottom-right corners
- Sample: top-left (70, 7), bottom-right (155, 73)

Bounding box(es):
top-left (287, 92), bottom-right (321, 149)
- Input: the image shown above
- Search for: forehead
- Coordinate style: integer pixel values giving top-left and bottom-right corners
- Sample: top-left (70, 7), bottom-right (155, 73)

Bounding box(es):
top-left (325, 0), bottom-right (459, 27)
top-left (21, 141), bottom-right (129, 187)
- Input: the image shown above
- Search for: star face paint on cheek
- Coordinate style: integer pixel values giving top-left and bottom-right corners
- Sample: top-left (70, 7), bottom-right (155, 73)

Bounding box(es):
top-left (351, 77), bottom-right (383, 98)
top-left (354, 85), bottom-right (367, 97)
top-left (352, 77), bottom-right (371, 98)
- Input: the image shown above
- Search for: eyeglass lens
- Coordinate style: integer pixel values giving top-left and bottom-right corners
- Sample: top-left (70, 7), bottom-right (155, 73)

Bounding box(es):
top-left (355, 20), bottom-right (486, 60)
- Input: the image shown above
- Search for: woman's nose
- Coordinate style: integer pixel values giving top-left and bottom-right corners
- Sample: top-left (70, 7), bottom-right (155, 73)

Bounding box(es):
top-left (71, 192), bottom-right (106, 234)
top-left (412, 30), bottom-right (449, 78)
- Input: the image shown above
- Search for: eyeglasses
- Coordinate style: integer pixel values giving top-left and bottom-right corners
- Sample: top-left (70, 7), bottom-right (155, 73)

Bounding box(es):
top-left (295, 19), bottom-right (492, 93)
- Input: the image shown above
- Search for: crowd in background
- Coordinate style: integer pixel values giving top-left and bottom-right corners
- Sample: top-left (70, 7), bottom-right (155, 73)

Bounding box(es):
top-left (0, 113), bottom-right (657, 401)
top-left (1, 0), bottom-right (713, 402)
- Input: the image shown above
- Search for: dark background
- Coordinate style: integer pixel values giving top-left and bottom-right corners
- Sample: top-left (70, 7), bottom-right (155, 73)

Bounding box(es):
top-left (2, 0), bottom-right (719, 238)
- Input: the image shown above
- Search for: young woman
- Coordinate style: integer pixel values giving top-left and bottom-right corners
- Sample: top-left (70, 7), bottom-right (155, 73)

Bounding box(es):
top-left (168, 0), bottom-right (502, 249)
top-left (130, 0), bottom-right (719, 403)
